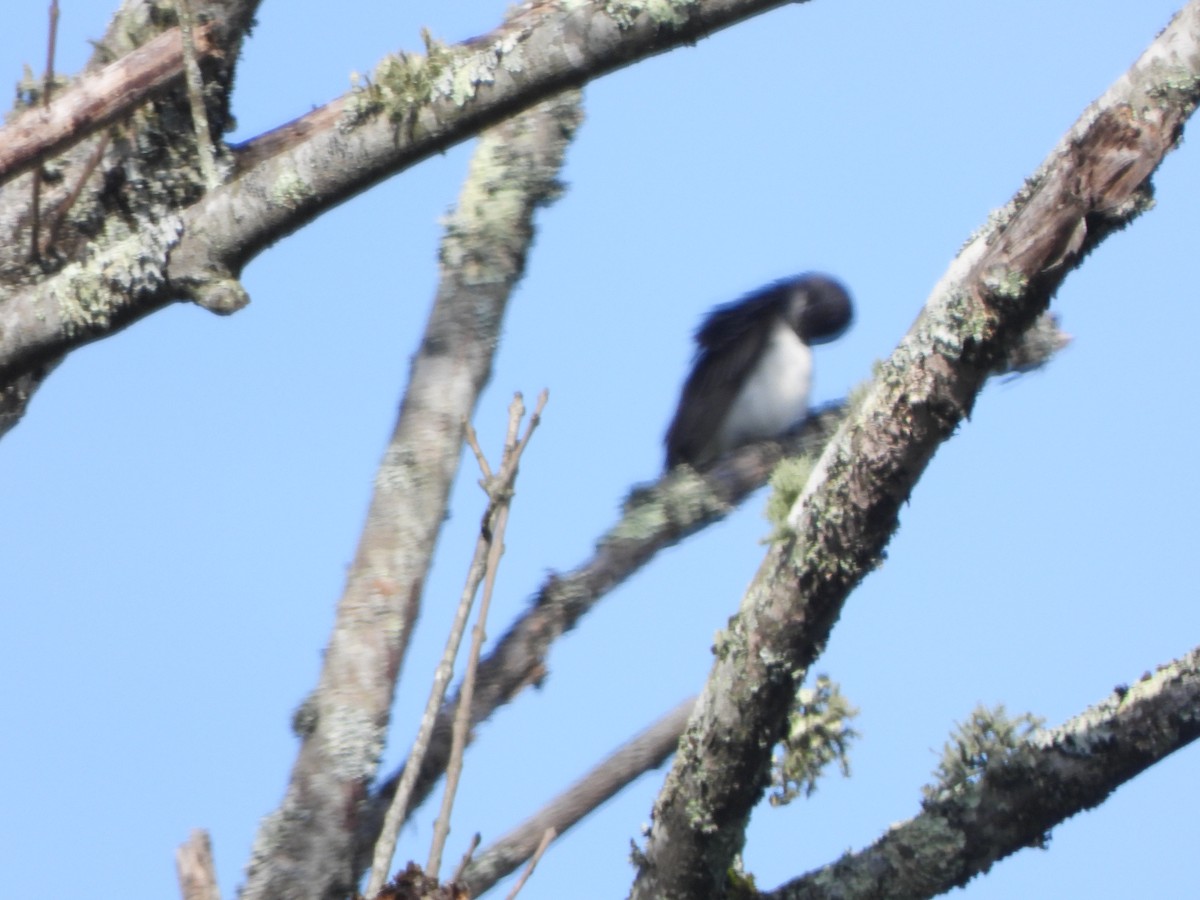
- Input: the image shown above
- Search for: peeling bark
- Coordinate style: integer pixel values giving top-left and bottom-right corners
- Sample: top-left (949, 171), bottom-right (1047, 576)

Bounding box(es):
top-left (630, 5), bottom-right (1200, 898)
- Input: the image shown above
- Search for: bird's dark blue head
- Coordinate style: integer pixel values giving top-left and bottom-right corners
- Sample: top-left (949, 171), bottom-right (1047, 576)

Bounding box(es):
top-left (781, 274), bottom-right (853, 344)
top-left (694, 273), bottom-right (853, 355)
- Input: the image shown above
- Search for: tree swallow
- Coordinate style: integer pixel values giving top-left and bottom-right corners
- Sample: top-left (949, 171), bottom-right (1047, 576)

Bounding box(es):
top-left (665, 274), bottom-right (853, 469)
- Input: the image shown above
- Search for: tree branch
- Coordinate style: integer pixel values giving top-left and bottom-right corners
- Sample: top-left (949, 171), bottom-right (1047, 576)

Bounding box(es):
top-left (630, 5), bottom-right (1200, 897)
top-left (241, 91), bottom-right (583, 900)
top-left (462, 697), bottom-right (695, 898)
top-left (357, 408), bottom-right (844, 843)
top-left (0, 1), bottom-right (259, 431)
top-left (364, 393), bottom-right (546, 899)
top-left (0, 24), bottom-right (218, 188)
top-left (359, 312), bottom-right (1066, 854)
top-left (763, 645), bottom-right (1200, 900)
top-left (0, 0), bottom-right (798, 402)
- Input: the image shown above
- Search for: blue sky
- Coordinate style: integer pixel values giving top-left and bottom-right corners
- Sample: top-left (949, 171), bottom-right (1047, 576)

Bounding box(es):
top-left (2, 2), bottom-right (1198, 898)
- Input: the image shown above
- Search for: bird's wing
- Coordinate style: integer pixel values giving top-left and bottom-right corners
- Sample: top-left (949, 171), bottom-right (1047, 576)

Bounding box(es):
top-left (664, 306), bottom-right (772, 468)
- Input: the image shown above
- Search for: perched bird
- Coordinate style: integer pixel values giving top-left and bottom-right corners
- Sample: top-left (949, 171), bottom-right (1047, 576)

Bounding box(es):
top-left (665, 273), bottom-right (853, 469)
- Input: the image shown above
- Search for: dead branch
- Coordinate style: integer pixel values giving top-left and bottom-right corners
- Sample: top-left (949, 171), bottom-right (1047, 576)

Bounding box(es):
top-left (503, 828), bottom-right (555, 900)
top-left (360, 310), bottom-right (1070, 859)
top-left (365, 393), bottom-right (546, 898)
top-left (0, 24), bottom-right (218, 187)
top-left (462, 698), bottom-right (695, 897)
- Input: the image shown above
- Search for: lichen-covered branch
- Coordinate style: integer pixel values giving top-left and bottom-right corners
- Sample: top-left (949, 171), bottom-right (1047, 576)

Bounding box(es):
top-left (364, 392), bottom-right (547, 899)
top-left (240, 91), bottom-right (583, 900)
top-left (630, 6), bottom-right (1200, 898)
top-left (0, 24), bottom-right (218, 187)
top-left (0, 0), bottom-right (260, 430)
top-left (763, 646), bottom-right (1200, 900)
top-left (0, 0), bottom-right (798, 417)
top-left (461, 697), bottom-right (696, 898)
top-left (357, 313), bottom-right (1067, 854)
top-left (356, 408), bottom-right (845, 845)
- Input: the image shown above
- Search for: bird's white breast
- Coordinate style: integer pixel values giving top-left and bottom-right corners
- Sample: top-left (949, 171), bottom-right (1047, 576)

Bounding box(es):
top-left (717, 321), bottom-right (813, 452)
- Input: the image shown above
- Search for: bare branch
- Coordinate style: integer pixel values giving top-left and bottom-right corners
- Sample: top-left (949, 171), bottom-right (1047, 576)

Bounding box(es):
top-left (242, 91), bottom-right (582, 900)
top-left (366, 394), bottom-right (543, 898)
top-left (0, 24), bottom-right (218, 188)
top-left (450, 833), bottom-right (481, 885)
top-left (175, 829), bottom-right (220, 900)
top-left (764, 646), bottom-right (1200, 900)
top-left (359, 409), bottom-right (843, 827)
top-left (630, 6), bottom-right (1200, 897)
top-left (428, 392), bottom-right (549, 879)
top-left (363, 308), bottom-right (1071, 852)
top-left (0, 0), bottom-right (797, 394)
top-left (462, 697), bottom-right (694, 898)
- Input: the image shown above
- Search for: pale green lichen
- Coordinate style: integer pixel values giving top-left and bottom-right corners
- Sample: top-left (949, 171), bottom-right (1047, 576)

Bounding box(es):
top-left (51, 218), bottom-right (181, 337)
top-left (321, 702), bottom-right (385, 782)
top-left (1146, 65), bottom-right (1200, 108)
top-left (765, 455), bottom-right (816, 538)
top-left (354, 29), bottom-right (456, 128)
top-left (768, 674), bottom-right (858, 806)
top-left (725, 856), bottom-right (758, 898)
top-left (981, 266), bottom-right (1028, 300)
top-left (438, 30), bottom-right (525, 106)
top-left (685, 796), bottom-right (719, 834)
top-left (607, 0), bottom-right (699, 30)
top-left (923, 704), bottom-right (1043, 804)
top-left (271, 170), bottom-right (311, 209)
top-left (609, 496), bottom-right (670, 542)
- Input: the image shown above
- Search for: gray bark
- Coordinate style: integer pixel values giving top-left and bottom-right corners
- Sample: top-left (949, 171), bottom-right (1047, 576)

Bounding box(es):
top-left (241, 93), bottom-right (583, 900)
top-left (764, 645), bottom-right (1200, 899)
top-left (630, 5), bottom-right (1200, 897)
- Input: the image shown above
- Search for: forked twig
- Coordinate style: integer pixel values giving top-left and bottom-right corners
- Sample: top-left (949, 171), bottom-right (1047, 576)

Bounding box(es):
top-left (365, 392), bottom-right (547, 898)
top-left (428, 391), bottom-right (548, 879)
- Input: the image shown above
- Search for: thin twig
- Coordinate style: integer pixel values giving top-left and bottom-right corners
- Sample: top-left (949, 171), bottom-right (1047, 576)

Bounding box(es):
top-left (428, 392), bottom-right (547, 878)
top-left (30, 0), bottom-right (60, 261)
top-left (461, 697), bottom-right (693, 896)
top-left (365, 393), bottom-right (547, 898)
top-left (450, 833), bottom-right (481, 884)
top-left (464, 419), bottom-right (494, 483)
top-left (177, 0), bottom-right (219, 188)
top-left (175, 829), bottom-right (220, 900)
top-left (503, 828), bottom-right (556, 900)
